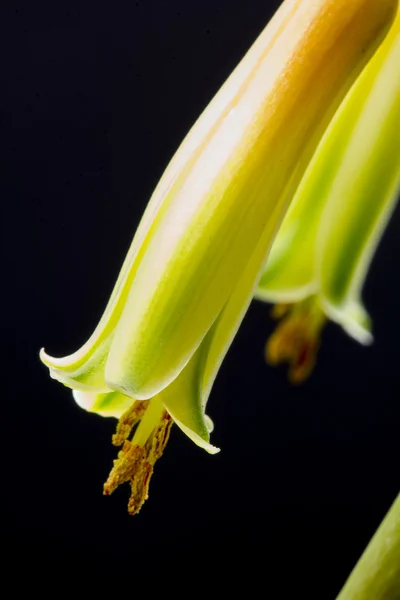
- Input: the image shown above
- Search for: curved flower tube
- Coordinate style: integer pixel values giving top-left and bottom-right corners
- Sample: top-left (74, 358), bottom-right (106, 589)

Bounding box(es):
top-left (40, 0), bottom-right (396, 512)
top-left (256, 11), bottom-right (400, 383)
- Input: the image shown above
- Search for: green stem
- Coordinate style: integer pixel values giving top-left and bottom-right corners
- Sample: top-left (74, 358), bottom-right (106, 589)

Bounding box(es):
top-left (336, 492), bottom-right (400, 600)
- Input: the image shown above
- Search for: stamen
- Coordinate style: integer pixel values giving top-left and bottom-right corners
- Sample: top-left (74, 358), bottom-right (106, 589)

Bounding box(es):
top-left (112, 400), bottom-right (148, 446)
top-left (104, 441), bottom-right (145, 495)
top-left (266, 299), bottom-right (326, 383)
top-left (127, 411), bottom-right (173, 515)
top-left (128, 459), bottom-right (153, 515)
top-left (104, 399), bottom-right (173, 515)
top-left (270, 303), bottom-right (291, 320)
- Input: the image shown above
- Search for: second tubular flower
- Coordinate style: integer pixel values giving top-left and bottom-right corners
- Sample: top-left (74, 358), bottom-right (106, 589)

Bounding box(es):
top-left (256, 9), bottom-right (400, 383)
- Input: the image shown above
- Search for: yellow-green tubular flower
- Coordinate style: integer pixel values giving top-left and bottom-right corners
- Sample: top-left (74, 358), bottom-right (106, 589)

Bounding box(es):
top-left (256, 11), bottom-right (400, 384)
top-left (40, 0), bottom-right (396, 513)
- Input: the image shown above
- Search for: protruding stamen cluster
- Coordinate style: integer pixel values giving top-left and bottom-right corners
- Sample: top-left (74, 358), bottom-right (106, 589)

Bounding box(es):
top-left (266, 299), bottom-right (326, 384)
top-left (104, 401), bottom-right (173, 515)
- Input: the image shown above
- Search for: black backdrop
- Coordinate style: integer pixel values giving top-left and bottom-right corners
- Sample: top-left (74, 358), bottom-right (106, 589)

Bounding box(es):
top-left (2, 0), bottom-right (400, 595)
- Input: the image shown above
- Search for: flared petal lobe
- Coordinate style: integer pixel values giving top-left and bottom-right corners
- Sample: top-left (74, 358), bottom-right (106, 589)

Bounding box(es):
top-left (73, 334), bottom-right (219, 453)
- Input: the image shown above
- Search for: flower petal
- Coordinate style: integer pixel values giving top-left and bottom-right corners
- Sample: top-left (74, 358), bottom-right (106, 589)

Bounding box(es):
top-left (254, 99), bottom-right (355, 304)
top-left (159, 336), bottom-right (220, 454)
top-left (72, 389), bottom-right (136, 418)
top-left (318, 20), bottom-right (400, 324)
top-left (321, 299), bottom-right (373, 345)
top-left (105, 0), bottom-right (396, 400)
top-left (38, 0), bottom-right (301, 394)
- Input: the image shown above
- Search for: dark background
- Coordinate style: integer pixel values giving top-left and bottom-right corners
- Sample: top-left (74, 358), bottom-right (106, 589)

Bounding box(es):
top-left (1, 0), bottom-right (400, 595)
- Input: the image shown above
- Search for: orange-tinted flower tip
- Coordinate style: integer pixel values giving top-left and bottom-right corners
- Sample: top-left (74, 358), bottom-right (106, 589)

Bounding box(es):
top-left (266, 300), bottom-right (326, 384)
top-left (104, 401), bottom-right (173, 515)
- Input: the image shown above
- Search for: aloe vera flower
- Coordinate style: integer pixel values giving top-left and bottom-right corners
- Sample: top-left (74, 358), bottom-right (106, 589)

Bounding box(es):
top-left (256, 11), bottom-right (400, 384)
top-left (40, 0), bottom-right (396, 513)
